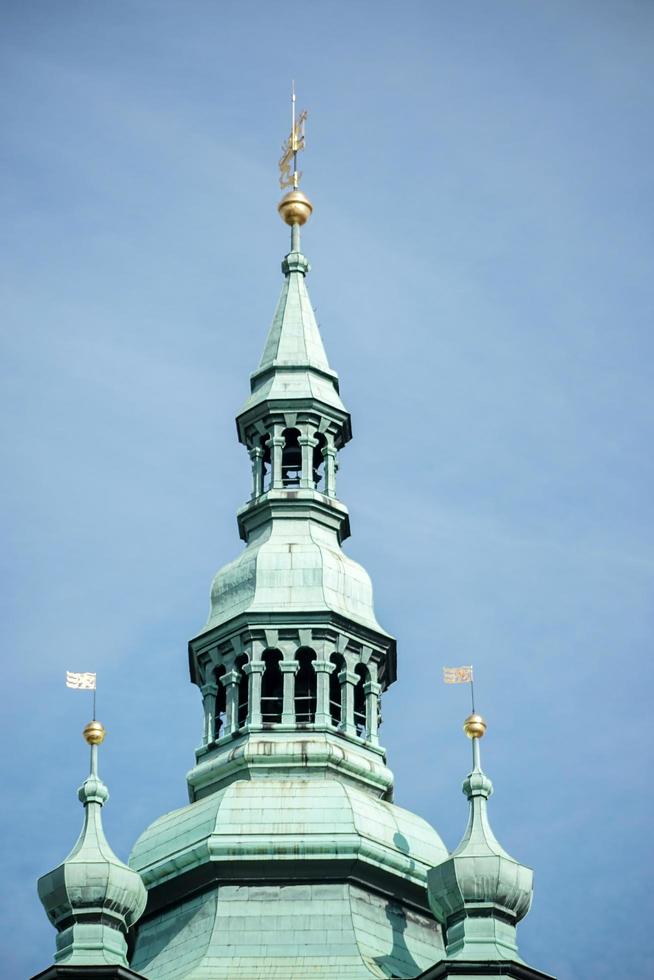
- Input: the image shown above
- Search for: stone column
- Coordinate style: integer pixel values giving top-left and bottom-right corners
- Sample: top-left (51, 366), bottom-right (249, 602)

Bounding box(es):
top-left (249, 445), bottom-right (264, 498)
top-left (280, 661), bottom-right (299, 726)
top-left (322, 437), bottom-right (337, 497)
top-left (220, 669), bottom-right (240, 736)
top-left (268, 425), bottom-right (285, 489)
top-left (243, 661), bottom-right (265, 727)
top-left (200, 682), bottom-right (218, 744)
top-left (363, 681), bottom-right (382, 745)
top-left (313, 660), bottom-right (335, 727)
top-left (299, 430), bottom-right (317, 489)
top-left (338, 669), bottom-right (358, 736)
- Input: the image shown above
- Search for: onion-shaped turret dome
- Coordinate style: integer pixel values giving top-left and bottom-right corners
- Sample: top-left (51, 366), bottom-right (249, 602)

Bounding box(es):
top-left (37, 721), bottom-right (147, 968)
top-left (427, 715), bottom-right (534, 963)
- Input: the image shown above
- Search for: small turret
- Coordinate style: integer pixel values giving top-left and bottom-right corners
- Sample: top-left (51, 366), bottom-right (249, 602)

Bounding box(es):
top-left (35, 721), bottom-right (147, 978)
top-left (422, 715), bottom-right (555, 979)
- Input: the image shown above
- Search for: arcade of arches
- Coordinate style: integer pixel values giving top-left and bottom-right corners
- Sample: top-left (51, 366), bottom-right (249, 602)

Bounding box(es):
top-left (201, 647), bottom-right (382, 747)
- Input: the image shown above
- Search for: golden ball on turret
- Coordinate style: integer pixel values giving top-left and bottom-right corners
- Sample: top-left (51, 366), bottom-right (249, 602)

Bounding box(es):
top-left (83, 720), bottom-right (106, 745)
top-left (278, 189), bottom-right (313, 226)
top-left (463, 713), bottom-right (487, 739)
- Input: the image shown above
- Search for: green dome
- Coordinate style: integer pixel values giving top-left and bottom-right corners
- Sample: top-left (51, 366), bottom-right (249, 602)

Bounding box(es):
top-left (130, 776), bottom-right (448, 980)
top-left (38, 745), bottom-right (147, 967)
top-left (427, 740), bottom-right (534, 963)
top-left (131, 775), bottom-right (448, 891)
top-left (206, 518), bottom-right (388, 635)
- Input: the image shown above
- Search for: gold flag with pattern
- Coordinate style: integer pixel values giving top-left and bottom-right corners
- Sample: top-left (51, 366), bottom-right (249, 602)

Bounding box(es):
top-left (442, 665), bottom-right (473, 684)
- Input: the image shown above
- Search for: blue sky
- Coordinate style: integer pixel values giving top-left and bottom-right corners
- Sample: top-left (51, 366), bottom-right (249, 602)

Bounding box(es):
top-left (2, 2), bottom-right (653, 978)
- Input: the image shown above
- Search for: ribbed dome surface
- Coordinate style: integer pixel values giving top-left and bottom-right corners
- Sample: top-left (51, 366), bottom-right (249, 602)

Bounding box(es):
top-left (130, 777), bottom-right (448, 980)
top-left (206, 519), bottom-right (386, 634)
top-left (131, 776), bottom-right (448, 889)
top-left (38, 760), bottom-right (147, 967)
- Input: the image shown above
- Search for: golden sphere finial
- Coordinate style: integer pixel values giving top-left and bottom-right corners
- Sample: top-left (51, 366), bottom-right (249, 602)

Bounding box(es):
top-left (83, 720), bottom-right (106, 745)
top-left (278, 189), bottom-right (313, 226)
top-left (463, 713), bottom-right (487, 739)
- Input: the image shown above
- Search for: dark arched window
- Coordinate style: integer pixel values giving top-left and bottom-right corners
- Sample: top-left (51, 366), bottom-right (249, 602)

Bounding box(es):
top-left (281, 428), bottom-right (302, 487)
top-left (214, 665), bottom-right (226, 739)
top-left (354, 664), bottom-right (369, 737)
top-left (261, 649), bottom-right (283, 724)
top-left (313, 432), bottom-right (327, 490)
top-left (329, 653), bottom-right (345, 726)
top-left (235, 654), bottom-right (249, 729)
top-left (295, 648), bottom-right (316, 723)
top-left (260, 433), bottom-right (271, 492)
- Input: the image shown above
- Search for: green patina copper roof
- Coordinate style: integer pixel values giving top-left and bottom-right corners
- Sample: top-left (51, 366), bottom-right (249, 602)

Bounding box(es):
top-left (132, 882), bottom-right (441, 980)
top-left (258, 250), bottom-right (331, 374)
top-left (130, 774), bottom-right (447, 979)
top-left (38, 738), bottom-right (147, 968)
top-left (239, 235), bottom-right (348, 421)
top-left (206, 517), bottom-right (386, 634)
top-left (131, 773), bottom-right (447, 887)
top-left (427, 734), bottom-right (534, 965)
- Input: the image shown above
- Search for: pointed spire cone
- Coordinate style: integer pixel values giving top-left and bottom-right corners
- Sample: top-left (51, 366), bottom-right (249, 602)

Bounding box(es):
top-left (37, 727), bottom-right (147, 968)
top-left (238, 221), bottom-right (351, 427)
top-left (427, 722), bottom-right (535, 964)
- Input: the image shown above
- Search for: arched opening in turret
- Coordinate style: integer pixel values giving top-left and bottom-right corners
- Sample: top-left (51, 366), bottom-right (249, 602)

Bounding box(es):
top-left (354, 664), bottom-right (369, 737)
top-left (214, 665), bottom-right (227, 739)
top-left (260, 434), bottom-right (272, 493)
top-left (235, 654), bottom-right (249, 729)
top-left (261, 649), bottom-right (283, 724)
top-left (329, 653), bottom-right (345, 726)
top-left (313, 432), bottom-right (327, 490)
top-left (295, 648), bottom-right (316, 724)
top-left (281, 428), bottom-right (302, 487)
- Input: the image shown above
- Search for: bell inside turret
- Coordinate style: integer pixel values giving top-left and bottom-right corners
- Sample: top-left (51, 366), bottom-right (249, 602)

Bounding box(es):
top-left (281, 428), bottom-right (301, 486)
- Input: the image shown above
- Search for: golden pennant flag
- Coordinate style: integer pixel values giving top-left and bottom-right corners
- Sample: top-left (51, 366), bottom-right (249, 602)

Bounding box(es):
top-left (442, 665), bottom-right (474, 684)
top-left (66, 671), bottom-right (96, 690)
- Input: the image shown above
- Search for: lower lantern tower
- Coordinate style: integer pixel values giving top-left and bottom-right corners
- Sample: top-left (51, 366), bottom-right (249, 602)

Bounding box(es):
top-left (127, 174), bottom-right (452, 979)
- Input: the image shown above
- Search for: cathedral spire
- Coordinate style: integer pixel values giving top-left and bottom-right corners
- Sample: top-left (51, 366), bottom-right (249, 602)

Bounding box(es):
top-left (36, 721), bottom-right (146, 974)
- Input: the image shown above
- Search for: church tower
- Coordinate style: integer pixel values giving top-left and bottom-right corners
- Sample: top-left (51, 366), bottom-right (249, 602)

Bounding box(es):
top-left (33, 103), bottom-right (556, 980)
top-left (127, 173), bottom-right (452, 979)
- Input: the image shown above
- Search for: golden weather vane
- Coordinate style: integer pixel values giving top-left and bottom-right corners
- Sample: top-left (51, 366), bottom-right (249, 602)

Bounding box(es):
top-left (279, 81), bottom-right (308, 190)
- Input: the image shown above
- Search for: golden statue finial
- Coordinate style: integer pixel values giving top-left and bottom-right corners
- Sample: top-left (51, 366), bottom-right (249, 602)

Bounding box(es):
top-left (278, 83), bottom-right (313, 228)
top-left (279, 81), bottom-right (307, 191)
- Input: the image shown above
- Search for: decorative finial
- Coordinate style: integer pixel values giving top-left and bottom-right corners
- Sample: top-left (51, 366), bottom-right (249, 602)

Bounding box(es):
top-left (83, 719), bottom-right (105, 744)
top-left (278, 83), bottom-right (313, 227)
top-left (463, 713), bottom-right (487, 739)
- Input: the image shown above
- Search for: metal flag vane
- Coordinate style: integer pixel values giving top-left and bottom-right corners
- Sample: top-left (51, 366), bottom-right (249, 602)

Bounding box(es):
top-left (279, 81), bottom-right (308, 190)
top-left (442, 664), bottom-right (476, 714)
top-left (66, 670), bottom-right (97, 719)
